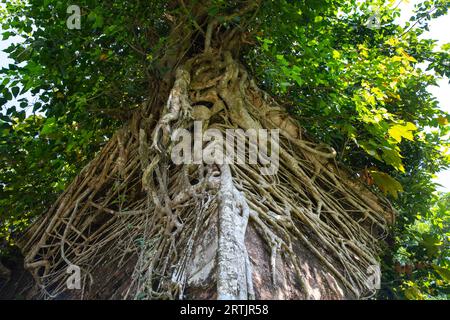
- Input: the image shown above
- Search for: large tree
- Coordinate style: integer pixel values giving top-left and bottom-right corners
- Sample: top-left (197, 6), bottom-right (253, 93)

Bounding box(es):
top-left (0, 0), bottom-right (449, 299)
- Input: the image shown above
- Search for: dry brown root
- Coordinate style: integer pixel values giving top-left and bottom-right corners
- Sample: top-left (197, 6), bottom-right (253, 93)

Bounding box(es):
top-left (19, 50), bottom-right (393, 300)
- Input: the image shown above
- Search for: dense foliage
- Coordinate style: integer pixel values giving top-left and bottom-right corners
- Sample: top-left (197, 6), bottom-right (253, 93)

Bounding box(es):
top-left (0, 0), bottom-right (449, 299)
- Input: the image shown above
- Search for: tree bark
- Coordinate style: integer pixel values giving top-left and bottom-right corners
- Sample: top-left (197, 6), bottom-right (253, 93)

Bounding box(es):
top-left (15, 10), bottom-right (393, 300)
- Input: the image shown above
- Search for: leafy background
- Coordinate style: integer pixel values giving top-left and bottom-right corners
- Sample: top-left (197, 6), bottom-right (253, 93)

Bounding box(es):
top-left (0, 0), bottom-right (449, 299)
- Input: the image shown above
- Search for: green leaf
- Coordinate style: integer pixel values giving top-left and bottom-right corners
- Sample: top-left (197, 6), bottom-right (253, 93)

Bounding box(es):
top-left (314, 16), bottom-right (323, 23)
top-left (359, 140), bottom-right (382, 161)
top-left (11, 86), bottom-right (20, 98)
top-left (388, 122), bottom-right (417, 143)
top-left (33, 102), bottom-right (42, 112)
top-left (404, 286), bottom-right (424, 300)
top-left (3, 89), bottom-right (12, 101)
top-left (422, 234), bottom-right (441, 257)
top-left (433, 265), bottom-right (450, 283)
top-left (370, 170), bottom-right (404, 199)
top-left (382, 147), bottom-right (405, 172)
top-left (40, 117), bottom-right (57, 135)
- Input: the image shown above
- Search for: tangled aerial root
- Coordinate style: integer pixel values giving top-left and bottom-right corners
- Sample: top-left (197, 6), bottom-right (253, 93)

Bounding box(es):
top-left (20, 50), bottom-right (393, 300)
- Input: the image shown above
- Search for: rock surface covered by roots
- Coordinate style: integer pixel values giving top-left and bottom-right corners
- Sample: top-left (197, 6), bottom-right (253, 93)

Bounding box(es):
top-left (20, 50), bottom-right (393, 300)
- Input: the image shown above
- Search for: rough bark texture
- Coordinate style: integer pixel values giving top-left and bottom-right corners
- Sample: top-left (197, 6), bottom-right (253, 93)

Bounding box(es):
top-left (216, 164), bottom-right (253, 300)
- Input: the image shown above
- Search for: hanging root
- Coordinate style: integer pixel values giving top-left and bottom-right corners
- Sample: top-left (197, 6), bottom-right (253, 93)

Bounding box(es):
top-left (20, 50), bottom-right (393, 300)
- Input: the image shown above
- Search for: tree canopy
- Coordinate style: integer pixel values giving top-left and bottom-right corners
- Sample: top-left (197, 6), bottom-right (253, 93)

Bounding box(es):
top-left (0, 0), bottom-right (449, 299)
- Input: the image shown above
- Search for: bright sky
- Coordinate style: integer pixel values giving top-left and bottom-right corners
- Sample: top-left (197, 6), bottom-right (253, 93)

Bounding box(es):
top-left (0, 1), bottom-right (449, 191)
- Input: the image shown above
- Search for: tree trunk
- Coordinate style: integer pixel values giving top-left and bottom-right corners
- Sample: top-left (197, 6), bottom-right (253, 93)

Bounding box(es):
top-left (16, 18), bottom-right (393, 300)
